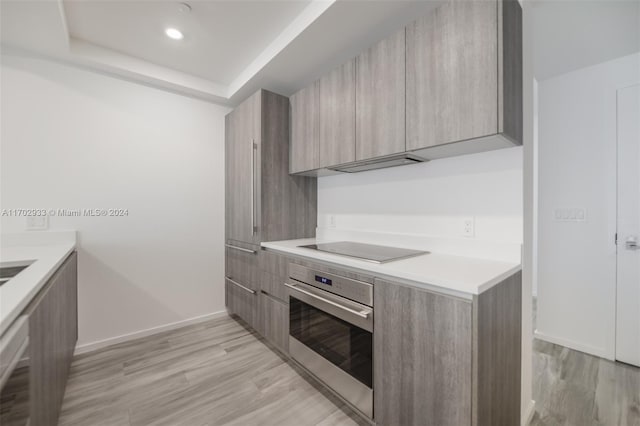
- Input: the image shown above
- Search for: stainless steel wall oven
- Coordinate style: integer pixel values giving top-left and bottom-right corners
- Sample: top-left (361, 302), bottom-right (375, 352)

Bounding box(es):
top-left (285, 263), bottom-right (373, 418)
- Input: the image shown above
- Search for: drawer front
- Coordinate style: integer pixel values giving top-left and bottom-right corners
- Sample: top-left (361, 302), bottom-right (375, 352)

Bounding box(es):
top-left (259, 250), bottom-right (289, 277)
top-left (259, 292), bottom-right (289, 354)
top-left (226, 277), bottom-right (257, 329)
top-left (259, 272), bottom-right (287, 303)
top-left (226, 241), bottom-right (260, 290)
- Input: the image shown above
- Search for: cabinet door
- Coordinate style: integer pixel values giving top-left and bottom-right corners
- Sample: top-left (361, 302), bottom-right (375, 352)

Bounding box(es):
top-left (226, 277), bottom-right (257, 329)
top-left (406, 0), bottom-right (497, 150)
top-left (259, 292), bottom-right (289, 354)
top-left (290, 82), bottom-right (320, 173)
top-left (374, 279), bottom-right (472, 426)
top-left (226, 92), bottom-right (261, 244)
top-left (29, 252), bottom-right (77, 426)
top-left (356, 29), bottom-right (405, 160)
top-left (319, 59), bottom-right (356, 168)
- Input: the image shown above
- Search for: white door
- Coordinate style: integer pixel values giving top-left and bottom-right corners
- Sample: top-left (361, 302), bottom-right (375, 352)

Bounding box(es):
top-left (616, 84), bottom-right (640, 366)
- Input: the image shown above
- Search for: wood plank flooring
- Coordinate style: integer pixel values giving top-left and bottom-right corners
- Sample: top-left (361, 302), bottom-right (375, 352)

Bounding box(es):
top-left (59, 316), bottom-right (367, 426)
top-left (59, 312), bottom-right (640, 426)
top-left (531, 297), bottom-right (640, 426)
top-left (531, 338), bottom-right (640, 426)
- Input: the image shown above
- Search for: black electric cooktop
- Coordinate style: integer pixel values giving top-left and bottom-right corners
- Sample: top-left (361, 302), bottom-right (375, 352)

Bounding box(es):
top-left (298, 241), bottom-right (428, 264)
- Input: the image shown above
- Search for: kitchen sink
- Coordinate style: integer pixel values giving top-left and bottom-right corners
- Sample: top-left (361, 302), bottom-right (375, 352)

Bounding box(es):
top-left (0, 262), bottom-right (34, 286)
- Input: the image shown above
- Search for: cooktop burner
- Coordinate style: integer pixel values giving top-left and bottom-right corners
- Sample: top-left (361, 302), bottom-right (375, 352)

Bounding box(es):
top-left (298, 241), bottom-right (428, 264)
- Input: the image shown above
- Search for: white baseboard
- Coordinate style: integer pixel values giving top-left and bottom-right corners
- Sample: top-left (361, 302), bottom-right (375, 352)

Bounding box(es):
top-left (74, 310), bottom-right (228, 356)
top-left (522, 399), bottom-right (536, 425)
top-left (534, 329), bottom-right (612, 360)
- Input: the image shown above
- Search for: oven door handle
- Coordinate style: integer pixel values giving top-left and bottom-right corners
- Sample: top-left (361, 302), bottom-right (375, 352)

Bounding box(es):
top-left (284, 282), bottom-right (371, 319)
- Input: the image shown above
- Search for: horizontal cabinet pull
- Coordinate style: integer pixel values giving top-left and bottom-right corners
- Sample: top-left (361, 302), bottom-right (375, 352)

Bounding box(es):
top-left (225, 244), bottom-right (257, 254)
top-left (284, 282), bottom-right (370, 319)
top-left (225, 277), bottom-right (256, 295)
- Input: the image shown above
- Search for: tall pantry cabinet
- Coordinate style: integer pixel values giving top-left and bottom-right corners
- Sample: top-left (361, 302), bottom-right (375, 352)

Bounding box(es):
top-left (224, 89), bottom-right (316, 336)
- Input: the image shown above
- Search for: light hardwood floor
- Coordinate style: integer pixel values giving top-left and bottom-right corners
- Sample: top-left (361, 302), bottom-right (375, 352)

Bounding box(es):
top-left (59, 316), bottom-right (367, 426)
top-left (531, 298), bottom-right (640, 426)
top-left (60, 314), bottom-right (639, 426)
top-left (531, 339), bottom-right (640, 426)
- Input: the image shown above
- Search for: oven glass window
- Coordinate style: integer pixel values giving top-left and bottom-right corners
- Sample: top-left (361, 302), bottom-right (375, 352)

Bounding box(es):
top-left (290, 297), bottom-right (372, 388)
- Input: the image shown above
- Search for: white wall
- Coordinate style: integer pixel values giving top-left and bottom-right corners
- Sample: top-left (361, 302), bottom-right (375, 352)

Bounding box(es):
top-left (317, 146), bottom-right (523, 252)
top-left (536, 52), bottom-right (640, 359)
top-left (0, 52), bottom-right (230, 349)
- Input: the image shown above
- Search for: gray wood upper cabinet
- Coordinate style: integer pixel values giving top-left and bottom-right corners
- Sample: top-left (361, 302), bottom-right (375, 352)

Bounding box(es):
top-left (319, 59), bottom-right (356, 168)
top-left (225, 89), bottom-right (317, 246)
top-left (27, 251), bottom-right (77, 426)
top-left (356, 29), bottom-right (406, 161)
top-left (226, 277), bottom-right (258, 330)
top-left (289, 82), bottom-right (320, 174)
top-left (289, 0), bottom-right (521, 172)
top-left (406, 0), bottom-right (522, 154)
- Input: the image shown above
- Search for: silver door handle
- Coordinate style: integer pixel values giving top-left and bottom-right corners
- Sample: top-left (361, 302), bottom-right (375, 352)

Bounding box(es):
top-left (284, 282), bottom-right (370, 319)
top-left (626, 237), bottom-right (639, 250)
top-left (225, 244), bottom-right (256, 254)
top-left (226, 277), bottom-right (256, 295)
top-left (251, 139), bottom-right (257, 236)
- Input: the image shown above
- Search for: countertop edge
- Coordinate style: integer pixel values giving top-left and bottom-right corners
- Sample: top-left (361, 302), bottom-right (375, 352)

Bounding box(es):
top-left (0, 243), bottom-right (76, 336)
top-left (261, 241), bottom-right (521, 299)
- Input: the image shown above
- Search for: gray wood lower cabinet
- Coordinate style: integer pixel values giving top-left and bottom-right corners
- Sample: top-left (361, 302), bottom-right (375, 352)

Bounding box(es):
top-left (374, 272), bottom-right (522, 426)
top-left (226, 248), bottom-right (290, 354)
top-left (226, 277), bottom-right (258, 330)
top-left (473, 271), bottom-right (522, 426)
top-left (256, 250), bottom-right (289, 354)
top-left (374, 279), bottom-right (472, 426)
top-left (27, 251), bottom-right (78, 426)
top-left (258, 292), bottom-right (289, 354)
top-left (225, 242), bottom-right (260, 291)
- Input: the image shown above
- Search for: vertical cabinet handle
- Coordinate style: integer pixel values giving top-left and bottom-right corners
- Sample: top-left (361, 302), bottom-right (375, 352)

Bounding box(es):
top-left (251, 139), bottom-right (257, 236)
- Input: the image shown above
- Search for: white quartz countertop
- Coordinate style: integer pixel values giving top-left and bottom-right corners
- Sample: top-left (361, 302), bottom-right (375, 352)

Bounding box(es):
top-left (0, 233), bottom-right (76, 336)
top-left (261, 238), bottom-right (521, 298)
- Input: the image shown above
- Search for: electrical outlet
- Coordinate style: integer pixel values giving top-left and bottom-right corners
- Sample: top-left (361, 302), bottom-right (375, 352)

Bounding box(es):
top-left (462, 217), bottom-right (475, 238)
top-left (26, 216), bottom-right (48, 231)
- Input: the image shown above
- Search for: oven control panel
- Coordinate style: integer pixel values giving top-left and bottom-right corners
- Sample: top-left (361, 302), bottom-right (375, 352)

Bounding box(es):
top-left (288, 263), bottom-right (373, 307)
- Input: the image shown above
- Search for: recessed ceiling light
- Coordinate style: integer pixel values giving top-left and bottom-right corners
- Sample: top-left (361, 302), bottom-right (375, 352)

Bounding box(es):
top-left (165, 28), bottom-right (184, 40)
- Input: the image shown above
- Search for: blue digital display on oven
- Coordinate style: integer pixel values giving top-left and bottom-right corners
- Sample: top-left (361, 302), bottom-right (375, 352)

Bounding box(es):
top-left (315, 275), bottom-right (332, 286)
